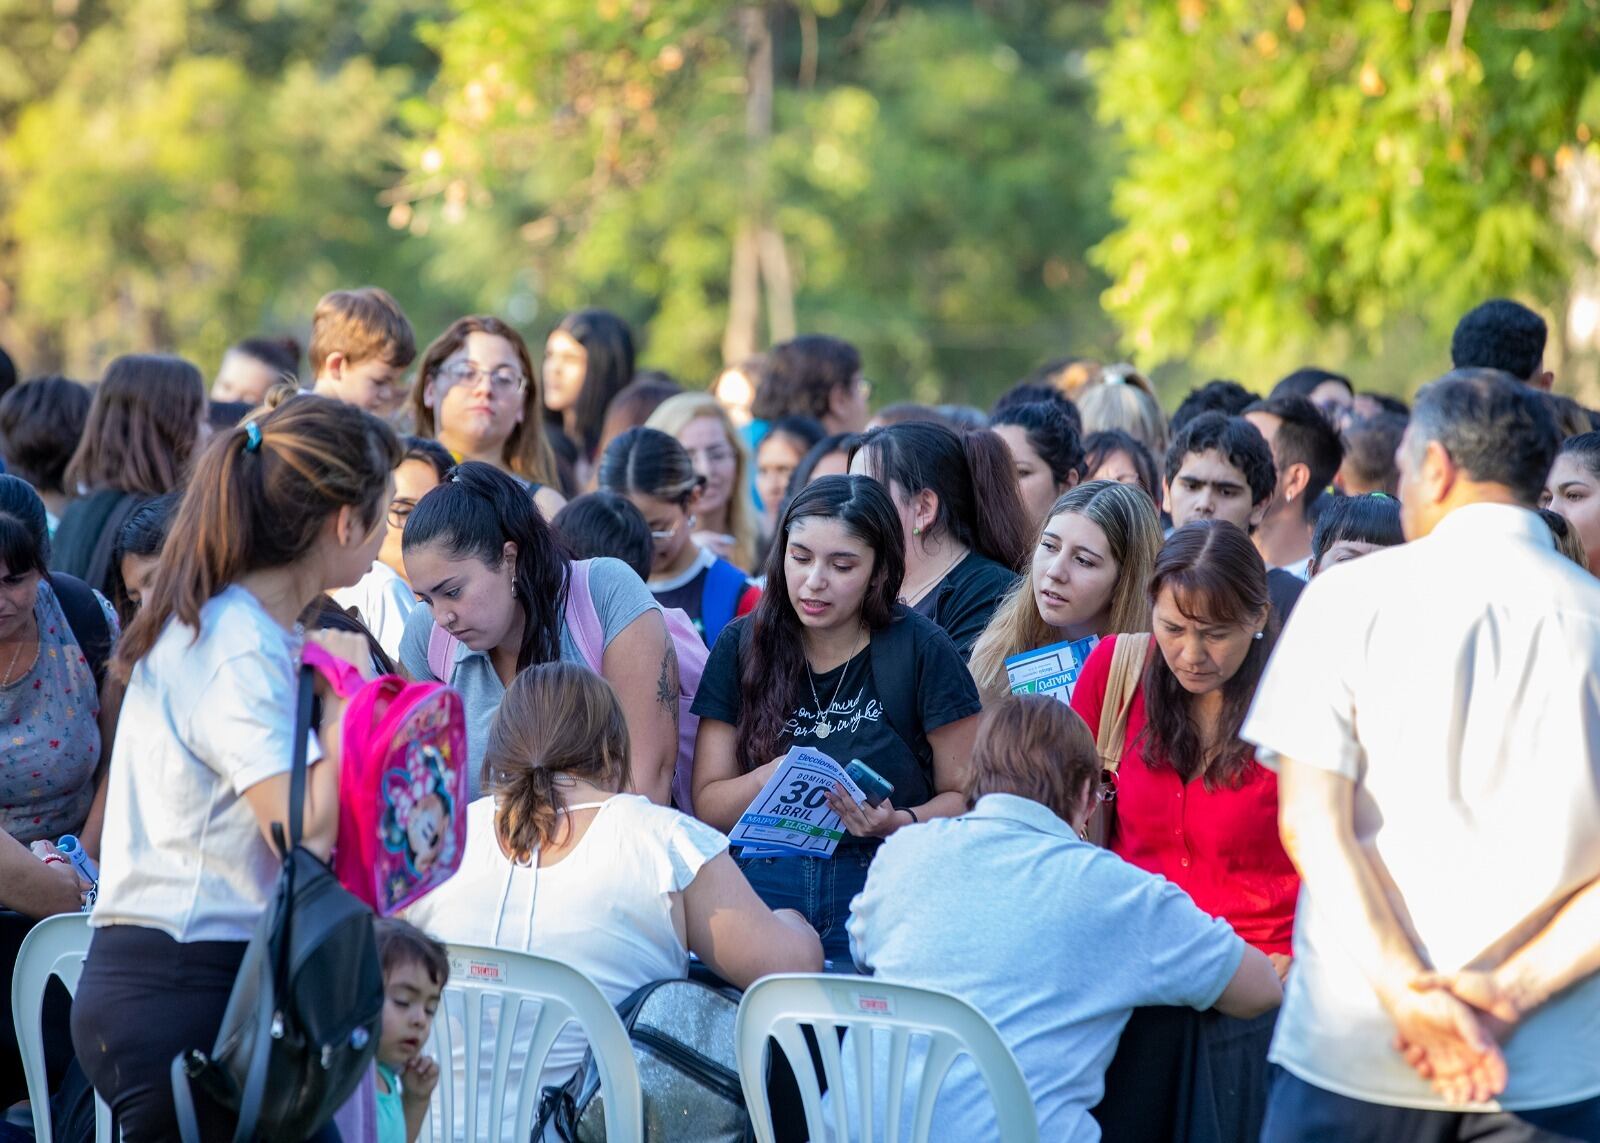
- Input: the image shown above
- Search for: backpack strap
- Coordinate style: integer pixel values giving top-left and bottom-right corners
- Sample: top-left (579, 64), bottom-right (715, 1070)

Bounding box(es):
top-left (867, 609), bottom-right (928, 765)
top-left (563, 559), bottom-right (604, 673)
top-left (83, 493), bottom-right (143, 598)
top-left (50, 573), bottom-right (112, 690)
top-left (698, 558), bottom-right (747, 646)
top-left (426, 622), bottom-right (460, 683)
top-left (1096, 634), bottom-right (1150, 774)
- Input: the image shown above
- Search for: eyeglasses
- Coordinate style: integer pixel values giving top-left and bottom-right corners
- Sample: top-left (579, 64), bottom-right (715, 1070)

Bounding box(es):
top-left (437, 361), bottom-right (526, 396)
top-left (387, 498), bottom-right (418, 531)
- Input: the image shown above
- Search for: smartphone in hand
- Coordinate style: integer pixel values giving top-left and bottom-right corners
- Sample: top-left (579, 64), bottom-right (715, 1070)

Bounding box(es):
top-left (845, 759), bottom-right (895, 808)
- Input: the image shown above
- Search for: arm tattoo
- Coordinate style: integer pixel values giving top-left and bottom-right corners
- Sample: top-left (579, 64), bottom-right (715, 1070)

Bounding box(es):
top-left (656, 640), bottom-right (681, 732)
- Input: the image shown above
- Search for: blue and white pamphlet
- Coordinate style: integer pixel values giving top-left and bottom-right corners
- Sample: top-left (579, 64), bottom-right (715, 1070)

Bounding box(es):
top-left (731, 746), bottom-right (869, 858)
top-left (1003, 635), bottom-right (1100, 704)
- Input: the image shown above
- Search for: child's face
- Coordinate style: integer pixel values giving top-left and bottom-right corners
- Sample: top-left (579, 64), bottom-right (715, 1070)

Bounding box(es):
top-left (378, 959), bottom-right (443, 1070)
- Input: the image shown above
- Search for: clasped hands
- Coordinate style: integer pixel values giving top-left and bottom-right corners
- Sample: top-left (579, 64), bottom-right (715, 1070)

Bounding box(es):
top-left (1385, 968), bottom-right (1521, 1106)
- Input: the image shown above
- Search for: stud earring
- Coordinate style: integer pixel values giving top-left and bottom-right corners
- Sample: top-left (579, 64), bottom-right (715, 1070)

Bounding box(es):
top-left (1253, 631), bottom-right (1264, 641)
top-left (912, 525), bottom-right (922, 536)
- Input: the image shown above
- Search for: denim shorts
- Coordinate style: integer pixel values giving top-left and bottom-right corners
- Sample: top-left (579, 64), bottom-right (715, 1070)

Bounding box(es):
top-left (737, 847), bottom-right (875, 968)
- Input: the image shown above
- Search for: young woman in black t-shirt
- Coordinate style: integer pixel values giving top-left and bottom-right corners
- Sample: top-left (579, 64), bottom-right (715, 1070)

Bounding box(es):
top-left (692, 475), bottom-right (981, 964)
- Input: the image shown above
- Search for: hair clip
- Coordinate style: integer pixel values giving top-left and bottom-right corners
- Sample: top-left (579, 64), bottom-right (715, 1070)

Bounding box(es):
top-left (244, 422), bottom-right (263, 452)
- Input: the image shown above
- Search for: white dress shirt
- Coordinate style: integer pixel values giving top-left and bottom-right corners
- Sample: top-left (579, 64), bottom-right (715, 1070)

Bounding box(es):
top-left (1243, 503), bottom-right (1600, 1111)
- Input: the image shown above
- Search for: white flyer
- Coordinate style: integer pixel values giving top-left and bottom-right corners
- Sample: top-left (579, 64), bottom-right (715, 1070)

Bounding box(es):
top-left (1004, 635), bottom-right (1100, 705)
top-left (730, 746), bottom-right (868, 859)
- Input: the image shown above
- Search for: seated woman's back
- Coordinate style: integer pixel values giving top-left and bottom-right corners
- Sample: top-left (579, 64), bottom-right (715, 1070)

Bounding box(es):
top-left (843, 697), bottom-right (1279, 1143)
top-left (404, 661), bottom-right (821, 1120)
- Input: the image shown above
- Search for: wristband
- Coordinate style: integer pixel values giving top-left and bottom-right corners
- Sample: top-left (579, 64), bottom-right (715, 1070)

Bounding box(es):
top-left (42, 855), bottom-right (68, 866)
top-left (902, 807), bottom-right (918, 825)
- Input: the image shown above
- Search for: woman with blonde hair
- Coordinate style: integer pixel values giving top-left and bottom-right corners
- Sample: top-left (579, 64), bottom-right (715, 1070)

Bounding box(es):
top-left (969, 481), bottom-right (1162, 702)
top-left (406, 662), bottom-right (821, 1118)
top-left (1076, 370), bottom-right (1168, 461)
top-left (645, 392), bottom-right (760, 571)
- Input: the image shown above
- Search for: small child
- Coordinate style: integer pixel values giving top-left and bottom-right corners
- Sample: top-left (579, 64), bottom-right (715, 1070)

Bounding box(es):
top-left (309, 287), bottom-right (417, 414)
top-left (374, 918), bottom-right (448, 1143)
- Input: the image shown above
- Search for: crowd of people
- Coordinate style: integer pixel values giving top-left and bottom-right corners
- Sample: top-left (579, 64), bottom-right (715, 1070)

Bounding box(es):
top-left (0, 290), bottom-right (1596, 1142)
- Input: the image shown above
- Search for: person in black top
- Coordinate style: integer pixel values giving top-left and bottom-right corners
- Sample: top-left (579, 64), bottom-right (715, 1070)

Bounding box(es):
top-left (692, 475), bottom-right (982, 964)
top-left (53, 355), bottom-right (205, 598)
top-left (1163, 412), bottom-right (1305, 623)
top-left (848, 421), bottom-right (1030, 659)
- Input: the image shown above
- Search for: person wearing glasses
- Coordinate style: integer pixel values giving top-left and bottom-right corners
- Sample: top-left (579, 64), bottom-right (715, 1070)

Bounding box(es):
top-left (1068, 520), bottom-right (1293, 1142)
top-left (411, 315), bottom-right (568, 521)
top-left (598, 427), bottom-right (761, 647)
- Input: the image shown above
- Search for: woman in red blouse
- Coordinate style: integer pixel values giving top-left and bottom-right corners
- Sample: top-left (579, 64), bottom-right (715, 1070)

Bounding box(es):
top-left (1072, 519), bottom-right (1294, 1143)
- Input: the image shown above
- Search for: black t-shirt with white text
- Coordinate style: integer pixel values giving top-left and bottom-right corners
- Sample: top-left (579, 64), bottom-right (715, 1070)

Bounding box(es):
top-left (693, 615), bottom-right (981, 846)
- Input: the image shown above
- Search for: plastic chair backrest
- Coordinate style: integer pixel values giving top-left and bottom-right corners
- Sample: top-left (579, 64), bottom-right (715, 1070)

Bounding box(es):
top-left (416, 943), bottom-right (643, 1143)
top-left (11, 913), bottom-right (115, 1143)
top-left (734, 973), bottom-right (1039, 1143)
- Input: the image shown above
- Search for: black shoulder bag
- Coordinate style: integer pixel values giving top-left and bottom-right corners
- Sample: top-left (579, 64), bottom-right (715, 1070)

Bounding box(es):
top-left (170, 665), bottom-right (384, 1143)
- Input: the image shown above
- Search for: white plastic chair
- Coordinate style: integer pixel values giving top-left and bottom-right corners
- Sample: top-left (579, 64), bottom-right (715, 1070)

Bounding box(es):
top-left (10, 912), bottom-right (114, 1143)
top-left (417, 944), bottom-right (642, 1142)
top-left (735, 974), bottom-right (1039, 1143)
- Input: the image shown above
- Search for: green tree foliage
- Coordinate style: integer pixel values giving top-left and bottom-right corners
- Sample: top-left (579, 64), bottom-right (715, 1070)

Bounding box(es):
top-left (1093, 0), bottom-right (1600, 381)
top-left (406, 1), bottom-right (1115, 401)
top-left (0, 0), bottom-right (455, 375)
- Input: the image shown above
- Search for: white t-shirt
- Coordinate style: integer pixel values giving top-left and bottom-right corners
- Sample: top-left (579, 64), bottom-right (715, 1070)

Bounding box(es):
top-left (405, 794), bottom-right (727, 1122)
top-left (94, 585), bottom-right (320, 942)
top-left (1243, 504), bottom-right (1600, 1111)
top-left (331, 560), bottom-right (416, 662)
top-left (843, 794), bottom-right (1245, 1142)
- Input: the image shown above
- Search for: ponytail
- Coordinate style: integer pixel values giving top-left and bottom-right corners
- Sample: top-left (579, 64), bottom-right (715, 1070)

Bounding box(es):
top-left (114, 394), bottom-right (401, 679)
top-left (852, 421), bottom-right (1031, 573)
top-left (402, 461), bottom-right (571, 671)
top-left (484, 662), bottom-right (632, 860)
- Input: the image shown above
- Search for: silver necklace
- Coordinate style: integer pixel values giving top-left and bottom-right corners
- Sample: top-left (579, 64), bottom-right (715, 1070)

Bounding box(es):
top-left (806, 627), bottom-right (864, 740)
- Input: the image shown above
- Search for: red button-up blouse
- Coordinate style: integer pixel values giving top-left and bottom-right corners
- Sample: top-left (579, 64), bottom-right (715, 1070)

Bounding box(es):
top-left (1071, 635), bottom-right (1298, 955)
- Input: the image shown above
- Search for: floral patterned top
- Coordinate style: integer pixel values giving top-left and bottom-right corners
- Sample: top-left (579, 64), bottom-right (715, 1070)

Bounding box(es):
top-left (0, 580), bottom-right (116, 844)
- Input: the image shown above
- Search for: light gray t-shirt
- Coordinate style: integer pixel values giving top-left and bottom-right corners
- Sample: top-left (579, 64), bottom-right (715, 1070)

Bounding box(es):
top-left (843, 794), bottom-right (1244, 1143)
top-left (399, 558), bottom-right (655, 798)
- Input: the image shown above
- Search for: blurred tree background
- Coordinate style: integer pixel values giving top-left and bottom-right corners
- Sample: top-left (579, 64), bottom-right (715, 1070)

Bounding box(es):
top-left (1, 0), bottom-right (1597, 404)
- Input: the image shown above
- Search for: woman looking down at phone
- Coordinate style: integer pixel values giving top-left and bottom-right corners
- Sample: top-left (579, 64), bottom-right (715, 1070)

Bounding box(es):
top-left (691, 475), bottom-right (981, 963)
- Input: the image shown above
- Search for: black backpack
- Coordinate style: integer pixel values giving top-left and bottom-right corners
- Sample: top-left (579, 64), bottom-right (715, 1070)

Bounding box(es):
top-left (171, 666), bottom-right (384, 1143)
top-left (537, 977), bottom-right (757, 1142)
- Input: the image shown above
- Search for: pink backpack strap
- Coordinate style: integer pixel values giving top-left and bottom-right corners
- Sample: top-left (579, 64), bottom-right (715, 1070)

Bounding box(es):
top-left (564, 559), bottom-right (605, 673)
top-left (426, 622), bottom-right (460, 682)
top-left (303, 642), bottom-right (366, 698)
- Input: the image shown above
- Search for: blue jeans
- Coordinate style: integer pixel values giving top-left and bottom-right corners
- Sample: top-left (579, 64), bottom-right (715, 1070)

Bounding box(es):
top-left (738, 847), bottom-right (875, 968)
top-left (1261, 1069), bottom-right (1600, 1143)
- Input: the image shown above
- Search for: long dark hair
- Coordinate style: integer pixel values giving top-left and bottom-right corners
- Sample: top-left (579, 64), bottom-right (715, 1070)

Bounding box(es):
top-left (66, 354), bottom-right (206, 496)
top-left (550, 309), bottom-right (636, 460)
top-left (1137, 522), bottom-right (1273, 789)
top-left (402, 461), bottom-right (571, 672)
top-left (851, 421), bottom-right (1031, 571)
top-left (116, 395), bottom-right (401, 677)
top-left (736, 475), bottom-right (904, 770)
top-left (597, 426), bottom-right (702, 504)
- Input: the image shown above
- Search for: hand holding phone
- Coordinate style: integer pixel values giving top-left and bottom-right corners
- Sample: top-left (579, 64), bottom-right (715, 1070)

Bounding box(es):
top-left (845, 759), bottom-right (894, 808)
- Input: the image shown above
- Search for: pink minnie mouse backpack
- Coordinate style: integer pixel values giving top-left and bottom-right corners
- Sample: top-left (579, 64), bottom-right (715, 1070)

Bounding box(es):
top-left (303, 643), bottom-right (468, 916)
